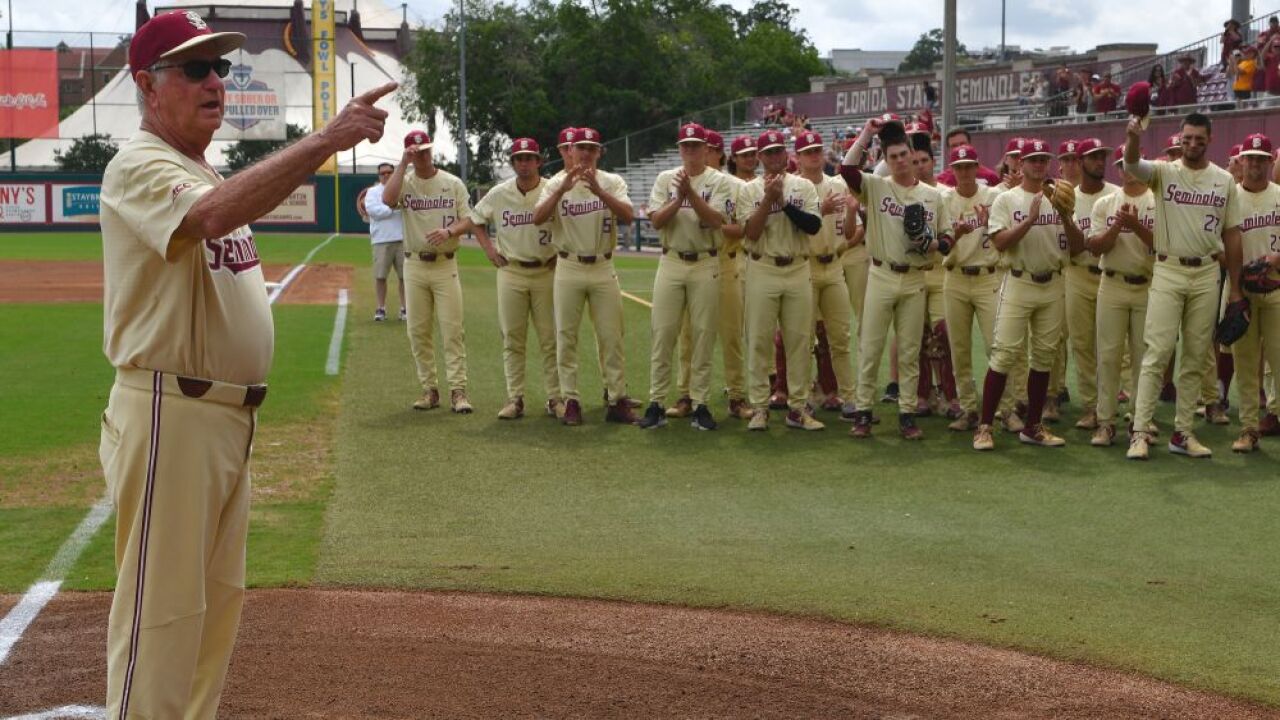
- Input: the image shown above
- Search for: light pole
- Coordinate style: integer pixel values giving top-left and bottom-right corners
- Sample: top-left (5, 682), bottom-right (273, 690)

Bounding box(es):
top-left (457, 0), bottom-right (468, 184)
top-left (943, 0), bottom-right (956, 135)
top-left (1000, 0), bottom-right (1006, 61)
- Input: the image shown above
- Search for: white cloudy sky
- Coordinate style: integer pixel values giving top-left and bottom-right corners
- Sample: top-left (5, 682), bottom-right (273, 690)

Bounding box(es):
top-left (6, 0), bottom-right (1244, 57)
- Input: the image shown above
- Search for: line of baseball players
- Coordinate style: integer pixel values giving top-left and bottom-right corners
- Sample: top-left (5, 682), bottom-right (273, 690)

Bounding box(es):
top-left (380, 113), bottom-right (1280, 457)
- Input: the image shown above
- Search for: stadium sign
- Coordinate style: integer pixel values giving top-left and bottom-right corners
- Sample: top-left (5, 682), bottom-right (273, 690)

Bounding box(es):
top-left (0, 183), bottom-right (48, 224)
top-left (52, 184), bottom-right (101, 223)
top-left (222, 64), bottom-right (285, 138)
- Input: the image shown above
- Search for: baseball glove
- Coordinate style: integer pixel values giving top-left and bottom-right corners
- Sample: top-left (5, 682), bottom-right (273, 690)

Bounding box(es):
top-left (1042, 179), bottom-right (1075, 217)
top-left (903, 202), bottom-right (933, 255)
top-left (1242, 258), bottom-right (1280, 295)
top-left (1215, 297), bottom-right (1251, 346)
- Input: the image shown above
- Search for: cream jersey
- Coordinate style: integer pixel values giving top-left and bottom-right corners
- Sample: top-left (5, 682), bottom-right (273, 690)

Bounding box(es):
top-left (393, 168), bottom-right (471, 254)
top-left (735, 174), bottom-right (820, 258)
top-left (100, 131), bottom-right (273, 386)
top-left (468, 176), bottom-right (554, 263)
top-left (856, 174), bottom-right (949, 268)
top-left (721, 173), bottom-right (748, 255)
top-left (808, 173), bottom-right (851, 258)
top-left (941, 184), bottom-right (1000, 269)
top-left (1091, 189), bottom-right (1157, 277)
top-left (648, 166), bottom-right (733, 253)
top-left (539, 169), bottom-right (630, 256)
top-left (1234, 181), bottom-right (1280, 263)
top-left (1144, 160), bottom-right (1242, 257)
top-left (1071, 182), bottom-right (1120, 268)
top-left (989, 185), bottom-right (1067, 274)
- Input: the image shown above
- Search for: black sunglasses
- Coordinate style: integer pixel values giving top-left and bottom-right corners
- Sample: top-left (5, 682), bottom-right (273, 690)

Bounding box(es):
top-left (149, 58), bottom-right (233, 81)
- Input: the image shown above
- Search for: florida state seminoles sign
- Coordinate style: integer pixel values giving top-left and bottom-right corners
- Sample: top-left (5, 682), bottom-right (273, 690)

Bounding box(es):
top-left (0, 50), bottom-right (59, 139)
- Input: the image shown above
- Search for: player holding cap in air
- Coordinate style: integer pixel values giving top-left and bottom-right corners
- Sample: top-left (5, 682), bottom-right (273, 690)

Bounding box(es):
top-left (448, 138), bottom-right (559, 420)
top-left (1227, 133), bottom-right (1280, 452)
top-left (534, 127), bottom-right (639, 426)
top-left (385, 129), bottom-right (474, 414)
top-left (639, 124), bottom-right (733, 430)
top-left (972, 138), bottom-right (1079, 450)
top-left (1123, 112), bottom-right (1244, 459)
top-left (737, 129), bottom-right (824, 431)
top-left (843, 117), bottom-right (953, 440)
top-left (1088, 146), bottom-right (1157, 446)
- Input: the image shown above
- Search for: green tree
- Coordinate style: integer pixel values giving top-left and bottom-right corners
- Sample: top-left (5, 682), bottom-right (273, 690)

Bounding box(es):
top-left (898, 28), bottom-right (967, 73)
top-left (223, 123), bottom-right (308, 172)
top-left (53, 133), bottom-right (119, 171)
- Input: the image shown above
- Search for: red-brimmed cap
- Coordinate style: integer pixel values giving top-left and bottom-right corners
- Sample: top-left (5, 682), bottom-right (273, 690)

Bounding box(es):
top-left (404, 130), bottom-right (431, 150)
top-left (509, 137), bottom-right (540, 157)
top-left (705, 130), bottom-right (724, 150)
top-left (731, 135), bottom-right (757, 155)
top-left (1126, 82), bottom-right (1152, 117)
top-left (1021, 139), bottom-right (1052, 159)
top-left (557, 127), bottom-right (578, 147)
top-left (904, 122), bottom-right (929, 136)
top-left (1229, 143), bottom-right (1244, 159)
top-left (794, 131), bottom-right (823, 153)
top-left (1057, 139), bottom-right (1079, 158)
top-left (574, 127), bottom-right (602, 146)
top-left (757, 130), bottom-right (785, 151)
top-left (1239, 133), bottom-right (1274, 157)
top-left (677, 123), bottom-right (708, 144)
top-left (128, 10), bottom-right (245, 79)
top-left (1004, 137), bottom-right (1025, 156)
top-left (1076, 137), bottom-right (1110, 156)
top-left (1166, 133), bottom-right (1182, 150)
top-left (949, 145), bottom-right (979, 165)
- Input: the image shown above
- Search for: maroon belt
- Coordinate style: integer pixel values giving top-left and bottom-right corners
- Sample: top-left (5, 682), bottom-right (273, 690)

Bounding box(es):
top-left (662, 248), bottom-right (719, 261)
top-left (1010, 268), bottom-right (1058, 283)
top-left (1157, 253), bottom-right (1217, 267)
top-left (750, 253), bottom-right (796, 267)
top-left (1104, 270), bottom-right (1149, 285)
top-left (952, 265), bottom-right (996, 276)
top-left (558, 251), bottom-right (613, 264)
top-left (176, 376), bottom-right (267, 408)
top-left (814, 254), bottom-right (836, 264)
top-left (872, 258), bottom-right (913, 273)
top-left (405, 251), bottom-right (456, 262)
top-left (1087, 265), bottom-right (1103, 275)
top-left (513, 257), bottom-right (555, 268)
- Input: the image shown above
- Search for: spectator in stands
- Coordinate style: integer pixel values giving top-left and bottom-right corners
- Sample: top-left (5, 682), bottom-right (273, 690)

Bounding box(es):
top-left (1050, 66), bottom-right (1072, 117)
top-left (1259, 15), bottom-right (1280, 48)
top-left (1222, 19), bottom-right (1244, 69)
top-left (1264, 33), bottom-right (1280, 97)
top-left (1073, 70), bottom-right (1093, 114)
top-left (1092, 72), bottom-right (1121, 113)
top-left (923, 80), bottom-right (938, 110)
top-left (1148, 64), bottom-right (1170, 108)
top-left (1167, 55), bottom-right (1203, 106)
top-left (1230, 46), bottom-right (1258, 102)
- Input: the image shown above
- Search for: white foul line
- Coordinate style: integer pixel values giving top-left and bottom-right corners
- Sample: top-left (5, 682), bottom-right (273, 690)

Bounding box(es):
top-left (2, 705), bottom-right (106, 719)
top-left (268, 232), bottom-right (340, 305)
top-left (0, 496), bottom-right (112, 666)
top-left (325, 289), bottom-right (350, 376)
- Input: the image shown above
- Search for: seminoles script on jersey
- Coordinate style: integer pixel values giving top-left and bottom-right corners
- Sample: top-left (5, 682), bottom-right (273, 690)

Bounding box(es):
top-left (877, 196), bottom-right (937, 224)
top-left (501, 209), bottom-right (535, 228)
top-left (403, 194), bottom-right (458, 211)
top-left (204, 228), bottom-right (261, 274)
top-left (1163, 184), bottom-right (1228, 208)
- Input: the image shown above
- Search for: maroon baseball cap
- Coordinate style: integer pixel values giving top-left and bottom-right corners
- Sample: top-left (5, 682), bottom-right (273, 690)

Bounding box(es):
top-left (1126, 82), bottom-right (1152, 117)
top-left (794, 131), bottom-right (823, 153)
top-left (1057, 139), bottom-right (1079, 158)
top-left (1004, 137), bottom-right (1025, 156)
top-left (403, 130), bottom-right (431, 150)
top-left (731, 135), bottom-right (757, 155)
top-left (574, 127), bottom-right (602, 146)
top-left (705, 130), bottom-right (724, 150)
top-left (1229, 143), bottom-right (1244, 159)
top-left (1239, 133), bottom-right (1274, 157)
top-left (129, 10), bottom-right (245, 79)
top-left (1076, 137), bottom-right (1110, 156)
top-left (1166, 133), bottom-right (1182, 150)
top-left (677, 123), bottom-right (708, 144)
top-left (557, 127), bottom-right (578, 147)
top-left (509, 137), bottom-right (540, 157)
top-left (949, 145), bottom-right (979, 165)
top-left (1020, 139), bottom-right (1052, 159)
top-left (757, 130), bottom-right (786, 151)
top-left (904, 122), bottom-right (929, 137)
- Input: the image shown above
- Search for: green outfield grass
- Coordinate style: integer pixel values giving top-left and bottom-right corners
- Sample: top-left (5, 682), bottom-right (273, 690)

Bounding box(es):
top-left (4, 233), bottom-right (1280, 706)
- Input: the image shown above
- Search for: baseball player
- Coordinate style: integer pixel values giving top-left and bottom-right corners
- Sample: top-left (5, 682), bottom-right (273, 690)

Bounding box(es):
top-left (1062, 138), bottom-right (1120, 431)
top-left (912, 135), bottom-right (961, 419)
top-left (1088, 146), bottom-right (1157, 446)
top-left (1057, 140), bottom-right (1082, 187)
top-left (941, 145), bottom-right (1007, 430)
top-left (839, 139), bottom-right (870, 332)
top-left (936, 128), bottom-right (1003, 187)
top-left (533, 127), bottom-right (638, 426)
top-left (447, 138), bottom-right (559, 420)
top-left (1123, 113), bottom-right (1245, 459)
top-left (843, 118), bottom-right (953, 440)
top-left (639, 123), bottom-right (732, 430)
top-left (360, 162), bottom-right (407, 321)
top-left (384, 130), bottom-right (474, 414)
top-left (972, 138), bottom-right (1078, 450)
top-left (1228, 133), bottom-right (1280, 452)
top-left (1164, 133), bottom-right (1184, 161)
top-left (99, 11), bottom-right (392, 718)
top-left (796, 130), bottom-right (858, 415)
top-left (737, 129), bottom-right (823, 431)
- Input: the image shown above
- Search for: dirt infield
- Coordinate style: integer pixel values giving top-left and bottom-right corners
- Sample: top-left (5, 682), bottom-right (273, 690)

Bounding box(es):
top-left (0, 261), bottom-right (353, 305)
top-left (1, 589), bottom-right (1276, 719)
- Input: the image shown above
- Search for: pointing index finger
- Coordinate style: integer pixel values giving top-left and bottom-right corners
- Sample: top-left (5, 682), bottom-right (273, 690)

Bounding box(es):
top-left (355, 81), bottom-right (399, 106)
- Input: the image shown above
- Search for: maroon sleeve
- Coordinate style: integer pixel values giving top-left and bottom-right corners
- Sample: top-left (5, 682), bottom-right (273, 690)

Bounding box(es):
top-left (935, 169), bottom-right (956, 187)
top-left (839, 164), bottom-right (862, 194)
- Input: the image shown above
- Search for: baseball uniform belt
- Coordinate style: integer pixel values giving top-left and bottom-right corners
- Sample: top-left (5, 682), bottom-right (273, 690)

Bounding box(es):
top-left (558, 251), bottom-right (613, 264)
top-left (1087, 265), bottom-right (1103, 275)
top-left (116, 368), bottom-right (267, 409)
top-left (1104, 270), bottom-right (1149, 285)
top-left (871, 258), bottom-right (929, 273)
top-left (405, 251), bottom-right (456, 262)
top-left (814, 254), bottom-right (836, 264)
top-left (1010, 268), bottom-right (1059, 283)
top-left (512, 257), bottom-right (555, 268)
top-left (725, 251), bottom-right (737, 259)
top-left (661, 248), bottom-right (719, 261)
top-left (952, 265), bottom-right (997, 276)
top-left (1157, 253), bottom-right (1218, 267)
top-left (749, 252), bottom-right (796, 267)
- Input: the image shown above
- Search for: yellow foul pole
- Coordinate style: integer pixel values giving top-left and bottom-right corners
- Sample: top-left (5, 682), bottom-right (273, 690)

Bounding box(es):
top-left (312, 0), bottom-right (339, 231)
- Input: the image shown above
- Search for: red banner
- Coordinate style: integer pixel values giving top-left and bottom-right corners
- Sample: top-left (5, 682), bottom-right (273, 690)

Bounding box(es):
top-left (0, 50), bottom-right (60, 139)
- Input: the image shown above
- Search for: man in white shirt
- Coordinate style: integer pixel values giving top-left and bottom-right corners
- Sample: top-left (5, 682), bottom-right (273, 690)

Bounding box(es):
top-left (361, 162), bottom-right (407, 321)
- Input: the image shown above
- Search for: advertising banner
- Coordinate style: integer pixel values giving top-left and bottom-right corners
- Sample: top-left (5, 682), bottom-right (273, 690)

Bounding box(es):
top-left (0, 50), bottom-right (60, 139)
top-left (259, 184), bottom-right (317, 224)
top-left (312, 0), bottom-right (338, 174)
top-left (51, 183), bottom-right (102, 223)
top-left (0, 183), bottom-right (49, 224)
top-left (216, 51), bottom-right (289, 141)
